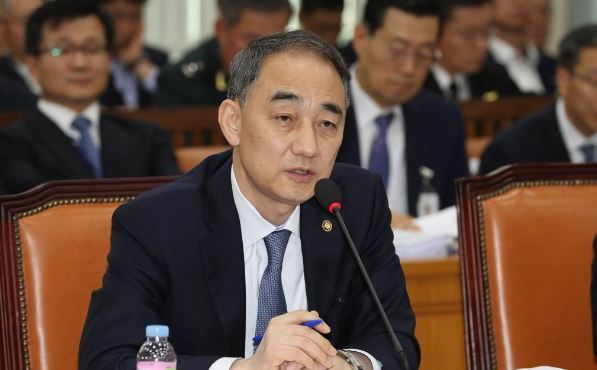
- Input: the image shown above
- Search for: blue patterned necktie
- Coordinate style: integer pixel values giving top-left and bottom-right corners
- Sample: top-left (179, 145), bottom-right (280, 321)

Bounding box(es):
top-left (72, 116), bottom-right (102, 178)
top-left (580, 143), bottom-right (595, 163)
top-left (369, 113), bottom-right (394, 187)
top-left (254, 229), bottom-right (291, 350)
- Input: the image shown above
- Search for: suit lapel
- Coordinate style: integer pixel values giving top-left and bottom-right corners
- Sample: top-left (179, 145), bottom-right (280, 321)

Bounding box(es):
top-left (100, 115), bottom-right (134, 177)
top-left (544, 105), bottom-right (571, 161)
top-left (27, 110), bottom-right (94, 178)
top-left (200, 158), bottom-right (246, 355)
top-left (300, 198), bottom-right (345, 317)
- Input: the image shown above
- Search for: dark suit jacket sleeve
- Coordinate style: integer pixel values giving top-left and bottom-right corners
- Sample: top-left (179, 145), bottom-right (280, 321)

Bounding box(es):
top-left (592, 232), bottom-right (597, 355)
top-left (79, 202), bottom-right (221, 370)
top-left (0, 124), bottom-right (46, 195)
top-left (479, 139), bottom-right (511, 175)
top-left (339, 174), bottom-right (420, 368)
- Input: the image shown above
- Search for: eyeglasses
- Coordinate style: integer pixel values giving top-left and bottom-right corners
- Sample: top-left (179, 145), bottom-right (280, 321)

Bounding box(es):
top-left (38, 44), bottom-right (108, 58)
top-left (374, 37), bottom-right (440, 68)
top-left (573, 73), bottom-right (597, 90)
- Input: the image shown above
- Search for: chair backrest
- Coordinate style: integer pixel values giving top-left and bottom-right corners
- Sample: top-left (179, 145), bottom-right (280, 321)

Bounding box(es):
top-left (0, 107), bottom-right (225, 148)
top-left (175, 145), bottom-right (229, 173)
top-left (459, 96), bottom-right (553, 158)
top-left (0, 177), bottom-right (175, 370)
top-left (456, 163), bottom-right (597, 370)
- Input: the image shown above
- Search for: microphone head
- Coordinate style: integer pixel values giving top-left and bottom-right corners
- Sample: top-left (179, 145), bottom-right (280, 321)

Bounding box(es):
top-left (315, 178), bottom-right (342, 214)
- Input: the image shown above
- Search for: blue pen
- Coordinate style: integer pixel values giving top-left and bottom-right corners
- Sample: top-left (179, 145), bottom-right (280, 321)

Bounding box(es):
top-left (252, 319), bottom-right (324, 346)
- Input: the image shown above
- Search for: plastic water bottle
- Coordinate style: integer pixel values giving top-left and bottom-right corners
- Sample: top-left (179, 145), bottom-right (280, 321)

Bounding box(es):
top-left (416, 166), bottom-right (440, 216)
top-left (136, 325), bottom-right (177, 370)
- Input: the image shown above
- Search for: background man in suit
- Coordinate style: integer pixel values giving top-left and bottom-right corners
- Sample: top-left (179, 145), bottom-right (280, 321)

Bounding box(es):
top-left (0, 0), bottom-right (42, 107)
top-left (0, 0), bottom-right (180, 195)
top-left (480, 24), bottom-right (597, 174)
top-left (488, 0), bottom-right (556, 95)
top-left (424, 0), bottom-right (522, 102)
top-left (299, 0), bottom-right (343, 47)
top-left (97, 0), bottom-right (168, 108)
top-left (155, 0), bottom-right (290, 107)
top-left (335, 0), bottom-right (469, 227)
top-left (526, 0), bottom-right (552, 52)
top-left (79, 30), bottom-right (419, 370)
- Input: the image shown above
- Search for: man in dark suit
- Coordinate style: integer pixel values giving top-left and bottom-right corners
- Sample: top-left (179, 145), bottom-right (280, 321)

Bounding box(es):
top-left (0, 0), bottom-right (42, 107)
top-left (97, 0), bottom-right (168, 108)
top-left (479, 25), bottom-right (597, 174)
top-left (79, 30), bottom-right (420, 370)
top-left (155, 0), bottom-right (290, 107)
top-left (335, 0), bottom-right (469, 224)
top-left (299, 0), bottom-right (344, 46)
top-left (0, 1), bottom-right (180, 195)
top-left (488, 0), bottom-right (556, 96)
top-left (424, 0), bottom-right (523, 101)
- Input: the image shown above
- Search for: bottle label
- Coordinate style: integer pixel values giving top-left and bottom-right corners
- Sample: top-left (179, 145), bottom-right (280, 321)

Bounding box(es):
top-left (137, 361), bottom-right (176, 370)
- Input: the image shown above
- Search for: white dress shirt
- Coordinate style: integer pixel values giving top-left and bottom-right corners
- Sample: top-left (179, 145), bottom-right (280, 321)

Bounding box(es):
top-left (37, 99), bottom-right (102, 149)
top-left (110, 60), bottom-right (159, 109)
top-left (489, 36), bottom-right (545, 94)
top-left (555, 98), bottom-right (597, 163)
top-left (210, 167), bottom-right (381, 369)
top-left (351, 66), bottom-right (408, 213)
top-left (430, 64), bottom-right (471, 101)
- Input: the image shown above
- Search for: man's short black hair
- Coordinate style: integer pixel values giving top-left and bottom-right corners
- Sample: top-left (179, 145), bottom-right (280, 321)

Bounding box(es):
top-left (26, 0), bottom-right (114, 56)
top-left (558, 24), bottom-right (597, 72)
top-left (217, 0), bottom-right (291, 27)
top-left (439, 0), bottom-right (491, 23)
top-left (300, 0), bottom-right (344, 15)
top-left (363, 0), bottom-right (444, 36)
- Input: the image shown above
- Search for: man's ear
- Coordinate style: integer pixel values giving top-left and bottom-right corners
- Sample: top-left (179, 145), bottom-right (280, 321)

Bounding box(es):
top-left (218, 99), bottom-right (241, 146)
top-left (23, 54), bottom-right (39, 81)
top-left (352, 23), bottom-right (370, 57)
top-left (556, 66), bottom-right (571, 98)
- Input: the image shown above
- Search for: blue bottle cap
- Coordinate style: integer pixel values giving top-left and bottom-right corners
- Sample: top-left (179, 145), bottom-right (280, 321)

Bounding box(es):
top-left (146, 325), bottom-right (169, 337)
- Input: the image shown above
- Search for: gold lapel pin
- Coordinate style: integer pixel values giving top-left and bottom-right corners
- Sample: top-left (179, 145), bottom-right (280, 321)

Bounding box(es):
top-left (322, 220), bottom-right (333, 232)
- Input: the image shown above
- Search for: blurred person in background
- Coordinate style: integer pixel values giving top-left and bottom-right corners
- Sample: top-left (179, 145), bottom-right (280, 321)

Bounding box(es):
top-left (489, 0), bottom-right (556, 95)
top-left (424, 0), bottom-right (522, 102)
top-left (335, 0), bottom-right (469, 228)
top-left (527, 0), bottom-right (552, 52)
top-left (97, 0), bottom-right (168, 108)
top-left (299, 0), bottom-right (343, 46)
top-left (480, 24), bottom-right (597, 174)
top-left (0, 0), bottom-right (42, 110)
top-left (0, 1), bottom-right (180, 195)
top-left (156, 0), bottom-right (290, 107)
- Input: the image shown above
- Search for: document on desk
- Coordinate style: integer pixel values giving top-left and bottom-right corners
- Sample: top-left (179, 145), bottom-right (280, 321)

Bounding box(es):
top-left (393, 206), bottom-right (458, 260)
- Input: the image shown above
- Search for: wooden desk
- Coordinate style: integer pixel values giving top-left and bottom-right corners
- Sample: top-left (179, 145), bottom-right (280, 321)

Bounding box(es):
top-left (403, 257), bottom-right (466, 370)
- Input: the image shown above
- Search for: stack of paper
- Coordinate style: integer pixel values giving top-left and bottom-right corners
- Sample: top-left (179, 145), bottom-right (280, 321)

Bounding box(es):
top-left (393, 206), bottom-right (458, 260)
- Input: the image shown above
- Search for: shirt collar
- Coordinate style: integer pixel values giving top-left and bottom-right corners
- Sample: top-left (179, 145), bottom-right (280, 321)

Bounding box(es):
top-left (556, 98), bottom-right (597, 152)
top-left (231, 165), bottom-right (300, 248)
top-left (431, 64), bottom-right (466, 90)
top-left (37, 99), bottom-right (101, 143)
top-left (490, 35), bottom-right (540, 65)
top-left (350, 65), bottom-right (402, 128)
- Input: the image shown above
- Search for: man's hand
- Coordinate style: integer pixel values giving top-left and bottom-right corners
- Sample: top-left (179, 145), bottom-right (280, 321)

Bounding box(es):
top-left (231, 310), bottom-right (337, 370)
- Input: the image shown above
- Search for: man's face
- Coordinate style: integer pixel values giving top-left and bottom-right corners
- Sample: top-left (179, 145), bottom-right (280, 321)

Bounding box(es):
top-left (3, 0), bottom-right (43, 62)
top-left (101, 0), bottom-right (143, 50)
top-left (558, 47), bottom-right (597, 137)
top-left (493, 0), bottom-right (529, 33)
top-left (221, 52), bottom-right (346, 218)
top-left (353, 7), bottom-right (438, 107)
top-left (527, 0), bottom-right (551, 48)
top-left (439, 4), bottom-right (492, 75)
top-left (299, 8), bottom-right (343, 46)
top-left (28, 16), bottom-right (110, 111)
top-left (216, 9), bottom-right (289, 71)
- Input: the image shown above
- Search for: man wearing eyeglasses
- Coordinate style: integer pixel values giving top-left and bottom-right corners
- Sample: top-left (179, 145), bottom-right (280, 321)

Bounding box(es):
top-left (480, 25), bottom-right (597, 174)
top-left (336, 0), bottom-right (469, 227)
top-left (0, 1), bottom-right (180, 195)
top-left (424, 0), bottom-right (523, 102)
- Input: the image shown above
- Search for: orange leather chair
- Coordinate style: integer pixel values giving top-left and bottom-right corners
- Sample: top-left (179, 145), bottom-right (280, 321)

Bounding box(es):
top-left (456, 163), bottom-right (597, 369)
top-left (175, 145), bottom-right (229, 173)
top-left (0, 177), bottom-right (175, 370)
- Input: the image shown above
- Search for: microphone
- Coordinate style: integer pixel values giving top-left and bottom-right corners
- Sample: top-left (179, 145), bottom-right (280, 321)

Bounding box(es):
top-left (314, 178), bottom-right (411, 370)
